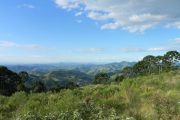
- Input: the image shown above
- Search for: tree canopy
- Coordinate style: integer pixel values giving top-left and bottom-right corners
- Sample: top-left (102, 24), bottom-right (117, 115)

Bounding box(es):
top-left (121, 51), bottom-right (180, 79)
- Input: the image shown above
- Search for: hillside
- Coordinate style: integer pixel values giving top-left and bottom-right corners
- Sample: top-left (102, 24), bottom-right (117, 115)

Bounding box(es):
top-left (22, 69), bottom-right (92, 90)
top-left (1, 70), bottom-right (180, 120)
top-left (80, 62), bottom-right (135, 75)
top-left (42, 69), bottom-right (92, 87)
top-left (6, 62), bottom-right (135, 76)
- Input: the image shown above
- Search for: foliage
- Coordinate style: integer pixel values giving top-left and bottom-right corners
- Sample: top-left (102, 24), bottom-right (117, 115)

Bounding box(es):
top-left (0, 66), bottom-right (25, 96)
top-left (30, 81), bottom-right (46, 93)
top-left (120, 51), bottom-right (180, 79)
top-left (93, 72), bottom-right (110, 84)
top-left (0, 51), bottom-right (180, 119)
top-left (115, 75), bottom-right (124, 82)
top-left (0, 70), bottom-right (180, 120)
top-left (0, 67), bottom-right (81, 95)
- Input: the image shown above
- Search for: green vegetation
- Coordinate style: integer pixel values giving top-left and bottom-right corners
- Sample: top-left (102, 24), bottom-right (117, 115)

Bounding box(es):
top-left (93, 72), bottom-right (110, 84)
top-left (0, 70), bottom-right (180, 120)
top-left (0, 50), bottom-right (180, 119)
top-left (43, 69), bottom-right (92, 86)
top-left (115, 51), bottom-right (180, 81)
top-left (0, 66), bottom-right (25, 96)
top-left (93, 51), bottom-right (180, 85)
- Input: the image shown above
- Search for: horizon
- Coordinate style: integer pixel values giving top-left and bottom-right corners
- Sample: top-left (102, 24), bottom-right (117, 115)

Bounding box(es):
top-left (1, 61), bottom-right (135, 66)
top-left (0, 0), bottom-right (180, 63)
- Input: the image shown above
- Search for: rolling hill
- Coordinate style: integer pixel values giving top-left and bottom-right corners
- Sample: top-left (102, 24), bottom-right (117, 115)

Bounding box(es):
top-left (7, 62), bottom-right (135, 75)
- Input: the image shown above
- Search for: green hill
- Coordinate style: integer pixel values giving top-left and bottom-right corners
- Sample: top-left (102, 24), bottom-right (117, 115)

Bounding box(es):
top-left (42, 69), bottom-right (92, 87)
top-left (1, 70), bottom-right (180, 120)
top-left (23, 69), bottom-right (92, 90)
top-left (83, 62), bottom-right (135, 75)
top-left (7, 62), bottom-right (135, 76)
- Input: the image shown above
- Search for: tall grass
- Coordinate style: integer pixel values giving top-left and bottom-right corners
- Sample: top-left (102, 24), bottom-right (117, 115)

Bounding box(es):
top-left (0, 70), bottom-right (180, 120)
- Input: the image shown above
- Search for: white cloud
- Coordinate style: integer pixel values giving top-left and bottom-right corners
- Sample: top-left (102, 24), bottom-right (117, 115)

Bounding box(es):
top-left (0, 41), bottom-right (41, 49)
top-left (0, 41), bottom-right (16, 47)
top-left (75, 12), bottom-right (83, 16)
top-left (55, 0), bottom-right (79, 9)
top-left (54, 0), bottom-right (180, 32)
top-left (120, 47), bottom-right (176, 53)
top-left (18, 4), bottom-right (35, 9)
top-left (123, 23), bottom-right (156, 33)
top-left (87, 11), bottom-right (114, 21)
top-left (120, 48), bottom-right (145, 52)
top-left (175, 38), bottom-right (180, 44)
top-left (101, 22), bottom-right (121, 30)
top-left (85, 48), bottom-right (104, 52)
top-left (74, 48), bottom-right (104, 53)
top-left (129, 14), bottom-right (167, 23)
top-left (147, 47), bottom-right (167, 52)
top-left (166, 22), bottom-right (180, 29)
top-left (175, 38), bottom-right (180, 40)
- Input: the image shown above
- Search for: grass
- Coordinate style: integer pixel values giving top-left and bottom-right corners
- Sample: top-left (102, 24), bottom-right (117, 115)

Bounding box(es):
top-left (0, 70), bottom-right (180, 120)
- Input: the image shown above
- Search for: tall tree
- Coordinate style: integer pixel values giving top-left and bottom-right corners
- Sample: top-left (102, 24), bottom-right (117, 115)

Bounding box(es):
top-left (93, 73), bottom-right (110, 84)
top-left (142, 55), bottom-right (157, 74)
top-left (163, 51), bottom-right (180, 71)
top-left (155, 56), bottom-right (163, 74)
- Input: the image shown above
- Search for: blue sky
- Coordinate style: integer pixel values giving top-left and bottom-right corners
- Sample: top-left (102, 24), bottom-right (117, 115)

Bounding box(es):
top-left (0, 0), bottom-right (180, 63)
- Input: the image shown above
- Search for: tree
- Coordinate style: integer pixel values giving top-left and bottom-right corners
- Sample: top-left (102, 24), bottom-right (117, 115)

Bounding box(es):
top-left (132, 51), bottom-right (180, 77)
top-left (93, 73), bottom-right (110, 84)
top-left (142, 55), bottom-right (157, 74)
top-left (31, 81), bottom-right (46, 93)
top-left (162, 51), bottom-right (180, 71)
top-left (115, 75), bottom-right (124, 82)
top-left (155, 56), bottom-right (163, 74)
top-left (133, 60), bottom-right (147, 75)
top-left (0, 66), bottom-right (24, 96)
top-left (121, 66), bottom-right (134, 78)
top-left (19, 71), bottom-right (29, 82)
top-left (65, 81), bottom-right (79, 89)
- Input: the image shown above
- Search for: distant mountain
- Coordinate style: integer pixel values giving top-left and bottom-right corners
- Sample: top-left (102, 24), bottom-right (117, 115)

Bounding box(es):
top-left (6, 64), bottom-right (58, 75)
top-left (1, 62), bottom-right (135, 93)
top-left (79, 61), bottom-right (136, 75)
top-left (6, 61), bottom-right (135, 76)
top-left (5, 62), bottom-right (135, 89)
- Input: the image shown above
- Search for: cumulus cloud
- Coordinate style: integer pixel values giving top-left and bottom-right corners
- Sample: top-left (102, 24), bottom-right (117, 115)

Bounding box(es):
top-left (55, 0), bottom-right (79, 9)
top-left (0, 41), bottom-right (41, 49)
top-left (54, 0), bottom-right (180, 32)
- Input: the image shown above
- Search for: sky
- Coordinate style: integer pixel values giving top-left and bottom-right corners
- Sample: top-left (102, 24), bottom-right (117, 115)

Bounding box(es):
top-left (0, 0), bottom-right (180, 64)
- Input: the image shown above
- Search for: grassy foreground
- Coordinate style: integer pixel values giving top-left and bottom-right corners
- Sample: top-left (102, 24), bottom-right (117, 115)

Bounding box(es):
top-left (0, 71), bottom-right (180, 120)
